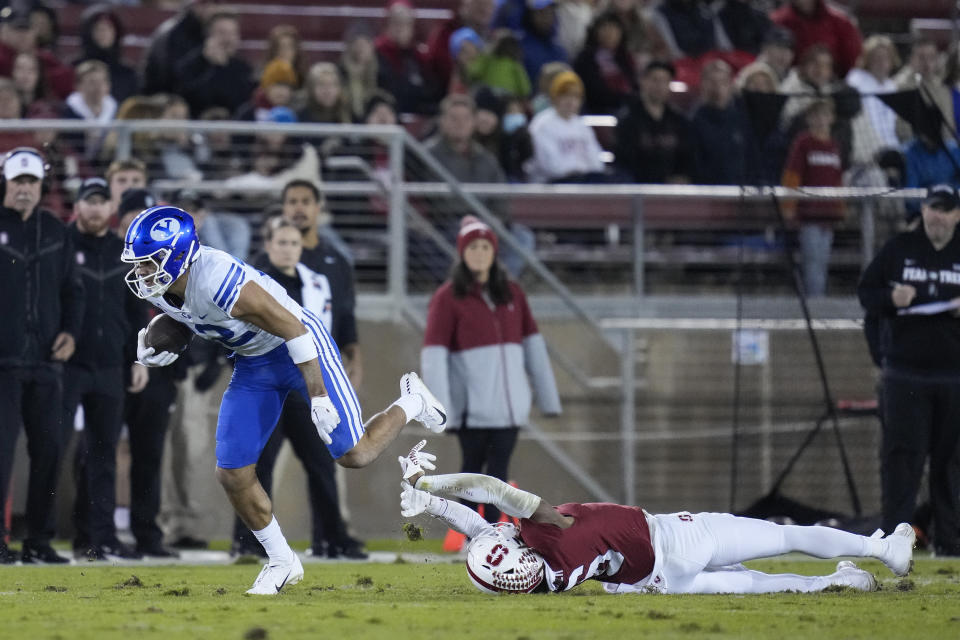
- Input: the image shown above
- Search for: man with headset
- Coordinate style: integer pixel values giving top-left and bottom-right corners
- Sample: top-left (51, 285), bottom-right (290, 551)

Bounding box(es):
top-left (0, 147), bottom-right (84, 563)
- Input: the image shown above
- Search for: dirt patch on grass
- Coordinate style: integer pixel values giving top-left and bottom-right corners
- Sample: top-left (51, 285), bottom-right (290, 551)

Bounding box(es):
top-left (115, 576), bottom-right (144, 589)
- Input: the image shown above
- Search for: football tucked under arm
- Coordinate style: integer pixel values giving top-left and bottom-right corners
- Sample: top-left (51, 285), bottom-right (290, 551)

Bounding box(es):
top-left (414, 473), bottom-right (541, 519)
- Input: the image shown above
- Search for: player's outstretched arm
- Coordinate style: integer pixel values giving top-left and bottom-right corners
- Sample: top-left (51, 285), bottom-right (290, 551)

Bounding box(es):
top-left (230, 281), bottom-right (340, 444)
top-left (416, 473), bottom-right (544, 520)
top-left (400, 482), bottom-right (495, 540)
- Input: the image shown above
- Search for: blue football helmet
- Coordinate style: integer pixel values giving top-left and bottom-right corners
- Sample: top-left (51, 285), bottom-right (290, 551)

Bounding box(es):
top-left (121, 205), bottom-right (200, 298)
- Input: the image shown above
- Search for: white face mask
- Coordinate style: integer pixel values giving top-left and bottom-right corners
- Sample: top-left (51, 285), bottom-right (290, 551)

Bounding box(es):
top-left (502, 112), bottom-right (527, 134)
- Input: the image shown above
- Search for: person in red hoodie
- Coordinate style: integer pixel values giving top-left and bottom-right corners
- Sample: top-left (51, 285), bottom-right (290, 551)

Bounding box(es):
top-left (770, 0), bottom-right (862, 78)
top-left (421, 216), bottom-right (561, 525)
top-left (0, 7), bottom-right (73, 100)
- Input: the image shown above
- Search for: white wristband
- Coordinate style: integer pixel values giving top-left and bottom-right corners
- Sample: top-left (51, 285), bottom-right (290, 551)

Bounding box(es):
top-left (286, 332), bottom-right (317, 364)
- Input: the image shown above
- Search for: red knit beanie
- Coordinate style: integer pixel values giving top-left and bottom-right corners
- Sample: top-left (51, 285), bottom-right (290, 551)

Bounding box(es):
top-left (456, 216), bottom-right (499, 256)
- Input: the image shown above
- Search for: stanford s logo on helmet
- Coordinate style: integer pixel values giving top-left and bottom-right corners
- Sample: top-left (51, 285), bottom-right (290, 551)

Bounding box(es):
top-left (465, 523), bottom-right (544, 594)
top-left (121, 205), bottom-right (200, 298)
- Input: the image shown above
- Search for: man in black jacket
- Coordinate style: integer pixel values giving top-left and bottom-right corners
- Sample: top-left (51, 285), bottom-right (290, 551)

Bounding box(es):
top-left (0, 148), bottom-right (83, 563)
top-left (141, 0), bottom-right (220, 96)
top-left (858, 184), bottom-right (960, 557)
top-left (63, 177), bottom-right (147, 560)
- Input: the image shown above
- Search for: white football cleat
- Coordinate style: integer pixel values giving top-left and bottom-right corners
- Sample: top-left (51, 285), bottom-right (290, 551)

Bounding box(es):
top-left (246, 552), bottom-right (304, 595)
top-left (832, 561), bottom-right (877, 591)
top-left (882, 522), bottom-right (916, 577)
top-left (401, 372), bottom-right (447, 433)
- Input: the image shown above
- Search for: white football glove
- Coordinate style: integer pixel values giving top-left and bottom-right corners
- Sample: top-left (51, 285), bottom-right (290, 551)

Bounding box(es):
top-left (397, 439), bottom-right (436, 481)
top-left (136, 328), bottom-right (179, 367)
top-left (310, 395), bottom-right (340, 445)
top-left (400, 481), bottom-right (433, 518)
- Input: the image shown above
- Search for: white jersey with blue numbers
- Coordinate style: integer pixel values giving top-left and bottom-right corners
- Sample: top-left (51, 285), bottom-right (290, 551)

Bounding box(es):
top-left (148, 246), bottom-right (302, 357)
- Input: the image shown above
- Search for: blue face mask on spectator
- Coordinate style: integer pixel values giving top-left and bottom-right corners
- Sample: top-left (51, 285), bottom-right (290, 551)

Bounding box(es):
top-left (502, 112), bottom-right (527, 134)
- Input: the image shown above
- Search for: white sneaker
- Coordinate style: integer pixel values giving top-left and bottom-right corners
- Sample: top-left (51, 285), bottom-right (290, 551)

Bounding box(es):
top-left (882, 522), bottom-right (916, 577)
top-left (832, 561), bottom-right (877, 591)
top-left (400, 372), bottom-right (447, 433)
top-left (246, 552), bottom-right (304, 595)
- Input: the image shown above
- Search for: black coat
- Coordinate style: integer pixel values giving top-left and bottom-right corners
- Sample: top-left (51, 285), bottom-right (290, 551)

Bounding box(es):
top-left (173, 50), bottom-right (255, 118)
top-left (67, 224), bottom-right (146, 369)
top-left (141, 10), bottom-right (206, 95)
top-left (0, 206), bottom-right (84, 369)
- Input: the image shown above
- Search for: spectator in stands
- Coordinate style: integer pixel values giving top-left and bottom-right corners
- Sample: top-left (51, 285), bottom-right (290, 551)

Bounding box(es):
top-left (173, 12), bottom-right (254, 117)
top-left (173, 188), bottom-right (251, 263)
top-left (76, 4), bottom-right (138, 105)
top-left (376, 0), bottom-right (438, 115)
top-left (467, 31), bottom-right (532, 98)
top-left (106, 157), bottom-right (147, 215)
top-left (62, 177), bottom-right (148, 561)
top-left (427, 0), bottom-right (496, 90)
top-left (421, 215), bottom-right (561, 525)
top-left (649, 0), bottom-right (731, 60)
top-left (141, 0), bottom-right (221, 95)
top-left (499, 95), bottom-right (534, 182)
top-left (195, 106), bottom-right (245, 180)
top-left (62, 60), bottom-right (117, 164)
top-left (449, 26), bottom-right (485, 94)
top-left (735, 60), bottom-right (778, 93)
top-left (264, 25), bottom-right (305, 89)
top-left (298, 62), bottom-right (352, 124)
top-left (895, 38), bottom-right (954, 143)
top-left (154, 94), bottom-right (205, 182)
top-left (236, 59), bottom-right (297, 122)
top-left (12, 51), bottom-right (56, 116)
top-left (615, 61), bottom-right (696, 184)
top-left (473, 87), bottom-right (533, 183)
top-left (528, 70), bottom-right (606, 183)
top-left (0, 147), bottom-right (83, 565)
top-left (0, 6), bottom-right (72, 100)
top-left (779, 45), bottom-right (861, 168)
top-left (554, 0), bottom-right (593, 60)
top-left (714, 0), bottom-right (771, 56)
top-left (0, 78), bottom-right (38, 149)
top-left (693, 59), bottom-right (750, 185)
top-left (846, 36), bottom-right (901, 164)
top-left (858, 184), bottom-right (960, 558)
top-left (599, 0), bottom-right (670, 70)
top-left (755, 26), bottom-right (794, 83)
top-left (902, 124), bottom-right (960, 220)
top-left (781, 99), bottom-right (845, 296)
top-left (573, 11), bottom-right (637, 115)
top-left (340, 23), bottom-right (379, 122)
top-left (530, 60), bottom-right (572, 113)
top-left (770, 0), bottom-right (862, 78)
top-left (520, 0), bottom-right (569, 87)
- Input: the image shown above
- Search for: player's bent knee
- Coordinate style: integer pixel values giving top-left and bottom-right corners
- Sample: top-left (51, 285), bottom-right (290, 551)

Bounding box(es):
top-left (215, 465), bottom-right (257, 491)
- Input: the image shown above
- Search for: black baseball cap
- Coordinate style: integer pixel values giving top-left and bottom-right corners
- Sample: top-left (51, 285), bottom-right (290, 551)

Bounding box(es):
top-left (77, 177), bottom-right (109, 201)
top-left (923, 184), bottom-right (960, 211)
top-left (118, 188), bottom-right (158, 217)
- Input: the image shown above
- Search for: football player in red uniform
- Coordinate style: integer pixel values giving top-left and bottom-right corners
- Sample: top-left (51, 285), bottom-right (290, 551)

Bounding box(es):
top-left (398, 441), bottom-right (915, 594)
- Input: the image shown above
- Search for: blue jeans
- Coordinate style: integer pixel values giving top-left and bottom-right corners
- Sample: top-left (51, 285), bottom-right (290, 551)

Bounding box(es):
top-left (798, 224), bottom-right (833, 297)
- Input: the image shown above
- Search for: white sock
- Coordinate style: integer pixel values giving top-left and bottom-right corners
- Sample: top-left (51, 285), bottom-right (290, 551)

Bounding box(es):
top-left (251, 515), bottom-right (293, 564)
top-left (391, 394), bottom-right (425, 423)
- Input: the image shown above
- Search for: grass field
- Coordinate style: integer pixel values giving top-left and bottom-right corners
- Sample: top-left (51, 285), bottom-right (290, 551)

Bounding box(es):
top-left (2, 549), bottom-right (959, 640)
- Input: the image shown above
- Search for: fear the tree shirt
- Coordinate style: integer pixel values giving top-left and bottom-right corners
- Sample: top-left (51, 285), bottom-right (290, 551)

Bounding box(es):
top-left (858, 225), bottom-right (960, 374)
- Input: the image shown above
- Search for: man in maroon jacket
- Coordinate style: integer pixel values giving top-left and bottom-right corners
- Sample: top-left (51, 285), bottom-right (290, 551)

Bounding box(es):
top-left (398, 441), bottom-right (916, 595)
top-left (771, 0), bottom-right (862, 77)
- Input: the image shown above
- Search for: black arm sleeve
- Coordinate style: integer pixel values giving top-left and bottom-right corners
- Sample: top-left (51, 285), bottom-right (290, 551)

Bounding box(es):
top-left (857, 243), bottom-right (896, 316)
top-left (59, 232), bottom-right (85, 337)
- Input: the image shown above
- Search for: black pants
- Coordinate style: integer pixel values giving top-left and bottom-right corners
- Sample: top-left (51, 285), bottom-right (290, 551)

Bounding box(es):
top-left (456, 427), bottom-right (519, 524)
top-left (882, 369), bottom-right (960, 551)
top-left (61, 365), bottom-right (125, 547)
top-left (125, 375), bottom-right (177, 549)
top-left (233, 393), bottom-right (348, 549)
top-left (0, 366), bottom-right (63, 544)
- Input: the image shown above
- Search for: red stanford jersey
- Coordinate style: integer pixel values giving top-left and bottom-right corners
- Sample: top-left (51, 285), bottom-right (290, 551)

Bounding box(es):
top-left (519, 503), bottom-right (655, 592)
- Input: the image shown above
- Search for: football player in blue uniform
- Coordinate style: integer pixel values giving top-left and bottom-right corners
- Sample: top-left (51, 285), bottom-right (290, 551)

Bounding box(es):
top-left (121, 205), bottom-right (446, 594)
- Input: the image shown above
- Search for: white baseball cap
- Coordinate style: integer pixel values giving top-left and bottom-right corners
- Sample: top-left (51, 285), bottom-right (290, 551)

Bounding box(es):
top-left (3, 149), bottom-right (45, 181)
